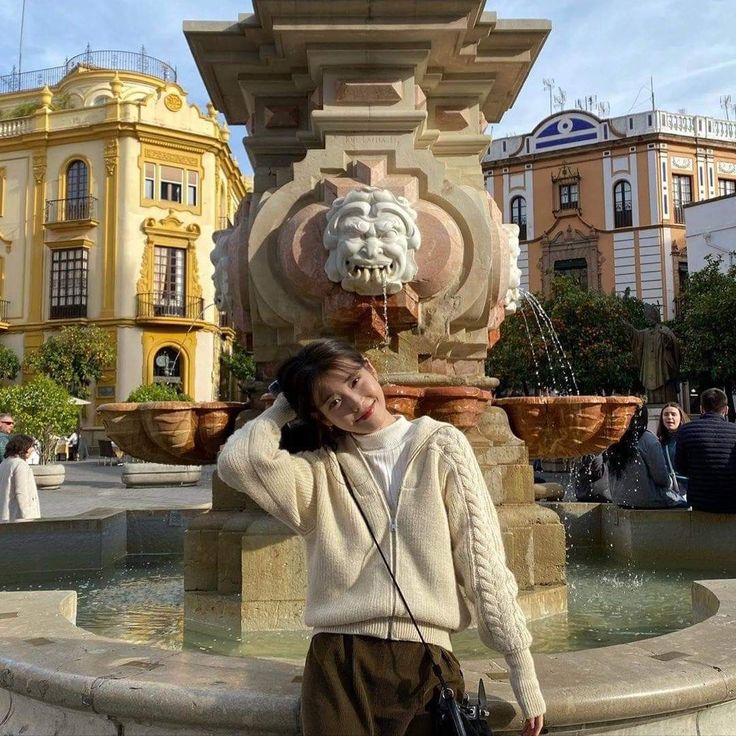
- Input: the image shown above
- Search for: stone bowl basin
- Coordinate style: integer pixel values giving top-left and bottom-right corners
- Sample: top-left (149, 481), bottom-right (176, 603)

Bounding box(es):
top-left (494, 395), bottom-right (642, 459)
top-left (97, 402), bottom-right (247, 465)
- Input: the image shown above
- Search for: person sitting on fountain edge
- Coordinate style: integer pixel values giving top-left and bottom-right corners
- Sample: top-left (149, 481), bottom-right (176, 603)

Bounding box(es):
top-left (217, 338), bottom-right (545, 736)
top-left (656, 402), bottom-right (689, 497)
top-left (607, 404), bottom-right (688, 509)
top-left (675, 388), bottom-right (736, 513)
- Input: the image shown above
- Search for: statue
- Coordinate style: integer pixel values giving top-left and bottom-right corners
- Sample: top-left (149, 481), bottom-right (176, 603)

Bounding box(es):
top-left (502, 222), bottom-right (522, 315)
top-left (323, 187), bottom-right (421, 296)
top-left (632, 303), bottom-right (681, 403)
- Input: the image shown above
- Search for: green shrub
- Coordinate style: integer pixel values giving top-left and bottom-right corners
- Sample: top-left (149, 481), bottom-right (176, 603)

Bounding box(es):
top-left (126, 383), bottom-right (192, 402)
top-left (0, 376), bottom-right (78, 463)
top-left (0, 346), bottom-right (20, 381)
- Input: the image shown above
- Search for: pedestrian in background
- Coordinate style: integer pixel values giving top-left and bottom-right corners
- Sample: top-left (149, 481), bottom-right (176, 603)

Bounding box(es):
top-left (0, 434), bottom-right (40, 522)
top-left (0, 413), bottom-right (15, 458)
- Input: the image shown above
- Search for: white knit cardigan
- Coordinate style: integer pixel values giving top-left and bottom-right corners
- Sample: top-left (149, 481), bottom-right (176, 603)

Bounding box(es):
top-left (218, 395), bottom-right (545, 718)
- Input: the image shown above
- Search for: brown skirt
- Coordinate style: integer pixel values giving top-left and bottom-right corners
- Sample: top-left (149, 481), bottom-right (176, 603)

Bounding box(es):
top-left (301, 633), bottom-right (465, 736)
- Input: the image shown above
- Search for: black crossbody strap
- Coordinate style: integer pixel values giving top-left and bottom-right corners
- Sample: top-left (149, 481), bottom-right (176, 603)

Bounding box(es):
top-left (335, 460), bottom-right (451, 693)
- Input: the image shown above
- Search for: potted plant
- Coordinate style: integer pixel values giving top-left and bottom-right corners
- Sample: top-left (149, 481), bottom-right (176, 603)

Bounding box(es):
top-left (0, 376), bottom-right (78, 489)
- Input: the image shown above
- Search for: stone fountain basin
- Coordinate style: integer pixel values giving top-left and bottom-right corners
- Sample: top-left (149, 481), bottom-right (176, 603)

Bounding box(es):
top-left (1, 579), bottom-right (735, 734)
top-left (494, 396), bottom-right (641, 460)
top-left (98, 386), bottom-right (495, 465)
top-left (97, 402), bottom-right (246, 465)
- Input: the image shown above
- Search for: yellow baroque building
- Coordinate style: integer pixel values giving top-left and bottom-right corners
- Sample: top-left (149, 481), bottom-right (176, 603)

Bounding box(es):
top-left (0, 50), bottom-right (248, 433)
top-left (483, 109), bottom-right (736, 318)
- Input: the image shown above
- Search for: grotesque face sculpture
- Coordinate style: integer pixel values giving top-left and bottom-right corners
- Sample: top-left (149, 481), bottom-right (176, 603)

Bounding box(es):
top-left (323, 187), bottom-right (421, 296)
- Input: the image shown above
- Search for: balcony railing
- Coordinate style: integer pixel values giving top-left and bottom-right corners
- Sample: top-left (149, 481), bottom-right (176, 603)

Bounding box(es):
top-left (673, 205), bottom-right (686, 225)
top-left (136, 292), bottom-right (204, 321)
top-left (614, 208), bottom-right (633, 228)
top-left (0, 299), bottom-right (8, 322)
top-left (50, 303), bottom-right (87, 320)
top-left (45, 196), bottom-right (97, 224)
top-left (1, 47), bottom-right (176, 94)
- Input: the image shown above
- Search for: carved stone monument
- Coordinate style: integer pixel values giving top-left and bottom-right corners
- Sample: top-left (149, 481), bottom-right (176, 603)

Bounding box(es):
top-left (184, 1), bottom-right (565, 639)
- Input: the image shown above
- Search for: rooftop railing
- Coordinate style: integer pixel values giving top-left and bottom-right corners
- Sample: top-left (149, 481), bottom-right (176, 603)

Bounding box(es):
top-left (0, 47), bottom-right (176, 94)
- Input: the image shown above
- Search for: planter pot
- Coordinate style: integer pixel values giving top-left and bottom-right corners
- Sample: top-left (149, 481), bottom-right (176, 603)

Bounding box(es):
top-left (420, 386), bottom-right (493, 429)
top-left (31, 464), bottom-right (65, 491)
top-left (97, 402), bottom-right (246, 465)
top-left (121, 463), bottom-right (202, 488)
top-left (381, 384), bottom-right (424, 420)
top-left (494, 395), bottom-right (641, 459)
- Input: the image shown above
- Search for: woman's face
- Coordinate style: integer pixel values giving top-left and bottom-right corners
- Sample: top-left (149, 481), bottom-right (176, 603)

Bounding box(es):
top-left (314, 361), bottom-right (395, 435)
top-left (662, 406), bottom-right (681, 432)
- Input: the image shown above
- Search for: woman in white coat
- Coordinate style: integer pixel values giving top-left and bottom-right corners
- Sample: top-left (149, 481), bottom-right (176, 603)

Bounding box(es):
top-left (0, 434), bottom-right (41, 521)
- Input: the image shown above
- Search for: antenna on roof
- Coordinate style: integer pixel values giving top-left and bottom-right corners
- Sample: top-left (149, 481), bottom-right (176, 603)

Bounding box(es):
top-left (18, 0), bottom-right (27, 77)
top-left (543, 78), bottom-right (555, 115)
top-left (553, 87), bottom-right (567, 113)
top-left (721, 95), bottom-right (733, 121)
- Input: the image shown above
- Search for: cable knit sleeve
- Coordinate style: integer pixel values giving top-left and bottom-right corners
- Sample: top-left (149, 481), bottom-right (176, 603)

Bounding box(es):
top-left (217, 394), bottom-right (324, 535)
top-left (440, 427), bottom-right (546, 719)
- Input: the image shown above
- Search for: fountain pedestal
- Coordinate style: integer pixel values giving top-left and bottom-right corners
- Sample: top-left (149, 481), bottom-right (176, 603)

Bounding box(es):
top-left (182, 1), bottom-right (564, 640)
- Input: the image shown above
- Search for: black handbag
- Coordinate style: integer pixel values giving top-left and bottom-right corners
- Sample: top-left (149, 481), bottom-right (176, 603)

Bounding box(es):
top-left (336, 463), bottom-right (492, 736)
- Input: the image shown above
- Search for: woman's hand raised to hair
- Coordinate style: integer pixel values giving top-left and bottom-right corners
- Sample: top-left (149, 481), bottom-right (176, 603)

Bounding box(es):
top-left (522, 714), bottom-right (544, 736)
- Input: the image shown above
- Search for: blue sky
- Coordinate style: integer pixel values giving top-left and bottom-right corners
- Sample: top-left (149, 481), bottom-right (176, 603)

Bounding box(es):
top-left (1, 0), bottom-right (734, 175)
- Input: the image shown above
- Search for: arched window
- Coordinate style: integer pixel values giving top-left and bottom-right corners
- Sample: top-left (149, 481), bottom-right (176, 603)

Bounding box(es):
top-left (510, 196), bottom-right (527, 240)
top-left (613, 180), bottom-right (632, 228)
top-left (153, 346), bottom-right (183, 387)
top-left (65, 159), bottom-right (89, 220)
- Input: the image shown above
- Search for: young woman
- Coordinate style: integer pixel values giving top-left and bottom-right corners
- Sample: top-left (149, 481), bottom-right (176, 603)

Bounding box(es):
top-left (607, 405), bottom-right (687, 509)
top-left (0, 434), bottom-right (41, 522)
top-left (218, 339), bottom-right (545, 736)
top-left (656, 402), bottom-right (689, 495)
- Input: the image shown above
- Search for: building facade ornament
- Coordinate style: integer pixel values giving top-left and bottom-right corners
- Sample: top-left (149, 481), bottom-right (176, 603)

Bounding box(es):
top-left (717, 161), bottom-right (736, 175)
top-left (164, 93), bottom-right (182, 112)
top-left (32, 154), bottom-right (47, 185)
top-left (323, 187), bottom-right (421, 296)
top-left (670, 156), bottom-right (693, 171)
top-left (104, 139), bottom-right (118, 176)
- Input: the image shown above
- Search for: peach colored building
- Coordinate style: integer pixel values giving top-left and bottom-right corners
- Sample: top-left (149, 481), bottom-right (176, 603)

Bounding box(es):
top-left (483, 110), bottom-right (736, 318)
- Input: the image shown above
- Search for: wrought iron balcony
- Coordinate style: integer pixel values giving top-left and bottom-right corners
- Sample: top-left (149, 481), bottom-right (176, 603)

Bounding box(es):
top-left (614, 208), bottom-right (633, 228)
top-left (1, 47), bottom-right (176, 94)
top-left (0, 299), bottom-right (9, 323)
top-left (50, 303), bottom-right (87, 320)
top-left (136, 292), bottom-right (204, 321)
top-left (45, 196), bottom-right (97, 224)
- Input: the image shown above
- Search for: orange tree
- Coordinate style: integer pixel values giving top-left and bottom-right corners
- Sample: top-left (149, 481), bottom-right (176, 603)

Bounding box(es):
top-left (671, 255), bottom-right (736, 401)
top-left (487, 277), bottom-right (647, 396)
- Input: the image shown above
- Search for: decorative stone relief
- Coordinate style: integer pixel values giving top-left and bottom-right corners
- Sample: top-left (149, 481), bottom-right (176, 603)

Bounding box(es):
top-left (717, 161), bottom-right (736, 175)
top-left (264, 105), bottom-right (300, 129)
top-left (104, 139), bottom-right (118, 176)
top-left (335, 80), bottom-right (402, 104)
top-left (502, 223), bottom-right (522, 314)
top-left (164, 93), bottom-right (182, 112)
top-left (32, 154), bottom-right (46, 185)
top-left (670, 156), bottom-right (693, 171)
top-left (323, 187), bottom-right (421, 296)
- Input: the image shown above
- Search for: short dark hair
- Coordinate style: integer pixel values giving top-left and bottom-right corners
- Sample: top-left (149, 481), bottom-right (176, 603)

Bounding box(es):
top-left (701, 388), bottom-right (728, 413)
top-left (4, 434), bottom-right (35, 459)
top-left (276, 338), bottom-right (365, 423)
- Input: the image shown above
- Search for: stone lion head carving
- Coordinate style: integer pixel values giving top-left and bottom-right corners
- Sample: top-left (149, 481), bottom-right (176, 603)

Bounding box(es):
top-left (323, 187), bottom-right (421, 295)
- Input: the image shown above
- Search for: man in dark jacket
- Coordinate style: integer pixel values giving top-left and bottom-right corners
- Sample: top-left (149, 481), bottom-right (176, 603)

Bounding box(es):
top-left (675, 388), bottom-right (736, 513)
